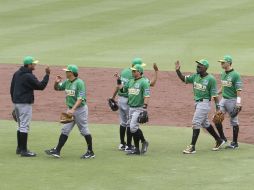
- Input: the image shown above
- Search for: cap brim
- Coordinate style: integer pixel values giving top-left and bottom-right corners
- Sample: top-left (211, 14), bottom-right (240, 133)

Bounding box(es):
top-left (130, 67), bottom-right (137, 71)
top-left (32, 60), bottom-right (39, 64)
top-left (195, 61), bottom-right (201, 64)
top-left (63, 68), bottom-right (71, 72)
top-left (218, 60), bottom-right (226, 63)
top-left (141, 63), bottom-right (146, 67)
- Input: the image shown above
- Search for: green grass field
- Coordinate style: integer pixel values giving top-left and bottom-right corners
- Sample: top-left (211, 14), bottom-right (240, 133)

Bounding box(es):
top-left (1, 1), bottom-right (254, 190)
top-left (0, 120), bottom-right (254, 190)
top-left (0, 0), bottom-right (254, 74)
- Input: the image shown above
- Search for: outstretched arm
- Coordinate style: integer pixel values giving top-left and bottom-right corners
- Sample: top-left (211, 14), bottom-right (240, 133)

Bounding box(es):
top-left (175, 60), bottom-right (185, 82)
top-left (150, 63), bottom-right (158, 87)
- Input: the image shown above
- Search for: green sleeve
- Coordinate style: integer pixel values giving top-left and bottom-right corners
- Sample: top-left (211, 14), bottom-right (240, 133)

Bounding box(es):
top-left (77, 81), bottom-right (86, 100)
top-left (209, 77), bottom-right (218, 97)
top-left (234, 73), bottom-right (242, 91)
top-left (57, 80), bottom-right (67, 91)
top-left (185, 74), bottom-right (195, 84)
top-left (143, 81), bottom-right (150, 97)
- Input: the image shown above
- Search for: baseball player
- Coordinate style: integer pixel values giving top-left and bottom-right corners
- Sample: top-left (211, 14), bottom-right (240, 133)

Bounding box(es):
top-left (175, 59), bottom-right (225, 154)
top-left (10, 56), bottom-right (50, 157)
top-left (215, 55), bottom-right (242, 149)
top-left (45, 65), bottom-right (95, 159)
top-left (111, 58), bottom-right (158, 152)
top-left (117, 64), bottom-right (150, 155)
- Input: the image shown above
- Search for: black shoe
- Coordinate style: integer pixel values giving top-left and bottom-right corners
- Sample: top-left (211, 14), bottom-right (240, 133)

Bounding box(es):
top-left (212, 140), bottom-right (225, 151)
top-left (16, 147), bottom-right (21, 155)
top-left (183, 145), bottom-right (196, 154)
top-left (118, 144), bottom-right (126, 151)
top-left (126, 148), bottom-right (140, 156)
top-left (20, 150), bottom-right (37, 157)
top-left (141, 141), bottom-right (149, 154)
top-left (124, 145), bottom-right (135, 152)
top-left (225, 142), bottom-right (239, 149)
top-left (81, 150), bottom-right (95, 159)
top-left (45, 148), bottom-right (60, 158)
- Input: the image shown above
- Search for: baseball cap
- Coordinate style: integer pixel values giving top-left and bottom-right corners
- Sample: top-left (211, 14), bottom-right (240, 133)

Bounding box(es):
top-left (196, 59), bottom-right (209, 69)
top-left (63, 65), bottom-right (78, 73)
top-left (130, 64), bottom-right (144, 73)
top-left (23, 56), bottom-right (39, 65)
top-left (132, 57), bottom-right (146, 67)
top-left (218, 55), bottom-right (232, 63)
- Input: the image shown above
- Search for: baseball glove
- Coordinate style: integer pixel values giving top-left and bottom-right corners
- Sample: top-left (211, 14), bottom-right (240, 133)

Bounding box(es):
top-left (12, 109), bottom-right (17, 122)
top-left (60, 113), bottom-right (74, 124)
top-left (108, 98), bottom-right (118, 111)
top-left (212, 111), bottom-right (224, 125)
top-left (137, 110), bottom-right (149, 124)
top-left (230, 106), bottom-right (242, 118)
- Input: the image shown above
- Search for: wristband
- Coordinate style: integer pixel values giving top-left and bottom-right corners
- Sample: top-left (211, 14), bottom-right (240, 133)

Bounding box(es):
top-left (237, 97), bottom-right (241, 104)
top-left (215, 103), bottom-right (220, 109)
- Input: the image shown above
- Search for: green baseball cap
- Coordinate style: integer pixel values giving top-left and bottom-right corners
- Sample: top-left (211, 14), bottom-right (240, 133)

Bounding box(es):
top-left (132, 57), bottom-right (146, 67)
top-left (218, 55), bottom-right (232, 63)
top-left (23, 56), bottom-right (39, 65)
top-left (196, 59), bottom-right (209, 69)
top-left (63, 65), bottom-right (78, 73)
top-left (130, 64), bottom-right (144, 73)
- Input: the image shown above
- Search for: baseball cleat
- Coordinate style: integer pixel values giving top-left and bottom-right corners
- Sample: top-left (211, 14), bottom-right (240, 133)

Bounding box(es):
top-left (225, 142), bottom-right (239, 149)
top-left (45, 148), bottom-right (60, 158)
top-left (183, 145), bottom-right (196, 154)
top-left (118, 144), bottom-right (126, 151)
top-left (81, 150), bottom-right (95, 159)
top-left (126, 148), bottom-right (140, 156)
top-left (212, 140), bottom-right (225, 151)
top-left (124, 145), bottom-right (135, 152)
top-left (141, 141), bottom-right (149, 154)
top-left (20, 150), bottom-right (37, 157)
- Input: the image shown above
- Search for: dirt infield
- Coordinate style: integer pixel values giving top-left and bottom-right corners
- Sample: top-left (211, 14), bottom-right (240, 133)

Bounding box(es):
top-left (1, 64), bottom-right (254, 143)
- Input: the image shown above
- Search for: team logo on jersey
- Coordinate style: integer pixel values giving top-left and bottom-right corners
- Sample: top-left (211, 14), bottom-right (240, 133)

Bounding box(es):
top-left (202, 80), bottom-right (208, 86)
top-left (128, 88), bottom-right (140, 95)
top-left (65, 89), bottom-right (75, 96)
top-left (227, 76), bottom-right (232, 81)
top-left (134, 83), bottom-right (140, 88)
top-left (221, 80), bottom-right (232, 87)
top-left (193, 82), bottom-right (206, 91)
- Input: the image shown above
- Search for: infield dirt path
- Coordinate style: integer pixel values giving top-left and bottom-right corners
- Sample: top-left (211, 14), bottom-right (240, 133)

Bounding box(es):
top-left (1, 64), bottom-right (253, 143)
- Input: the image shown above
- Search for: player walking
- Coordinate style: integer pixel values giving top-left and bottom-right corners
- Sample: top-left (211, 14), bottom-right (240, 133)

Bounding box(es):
top-left (45, 65), bottom-right (95, 159)
top-left (175, 59), bottom-right (225, 154)
top-left (10, 56), bottom-right (50, 157)
top-left (111, 58), bottom-right (158, 152)
top-left (117, 64), bottom-right (150, 155)
top-left (215, 55), bottom-right (242, 149)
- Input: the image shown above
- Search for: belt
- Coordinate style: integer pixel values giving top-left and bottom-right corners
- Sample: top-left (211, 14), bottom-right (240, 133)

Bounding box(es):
top-left (195, 99), bottom-right (211, 102)
top-left (68, 105), bottom-right (84, 109)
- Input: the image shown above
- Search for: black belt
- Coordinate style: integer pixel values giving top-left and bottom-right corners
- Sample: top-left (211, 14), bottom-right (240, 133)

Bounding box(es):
top-left (195, 99), bottom-right (211, 102)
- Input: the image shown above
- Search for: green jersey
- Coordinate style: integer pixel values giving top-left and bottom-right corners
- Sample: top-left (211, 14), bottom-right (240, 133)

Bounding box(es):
top-left (185, 73), bottom-right (218, 101)
top-left (118, 68), bottom-right (133, 97)
top-left (118, 68), bottom-right (151, 98)
top-left (123, 77), bottom-right (150, 107)
top-left (221, 69), bottom-right (242, 99)
top-left (57, 78), bottom-right (86, 108)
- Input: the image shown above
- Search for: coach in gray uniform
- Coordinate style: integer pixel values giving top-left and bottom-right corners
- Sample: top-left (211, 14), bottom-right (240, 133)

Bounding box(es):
top-left (10, 56), bottom-right (50, 157)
